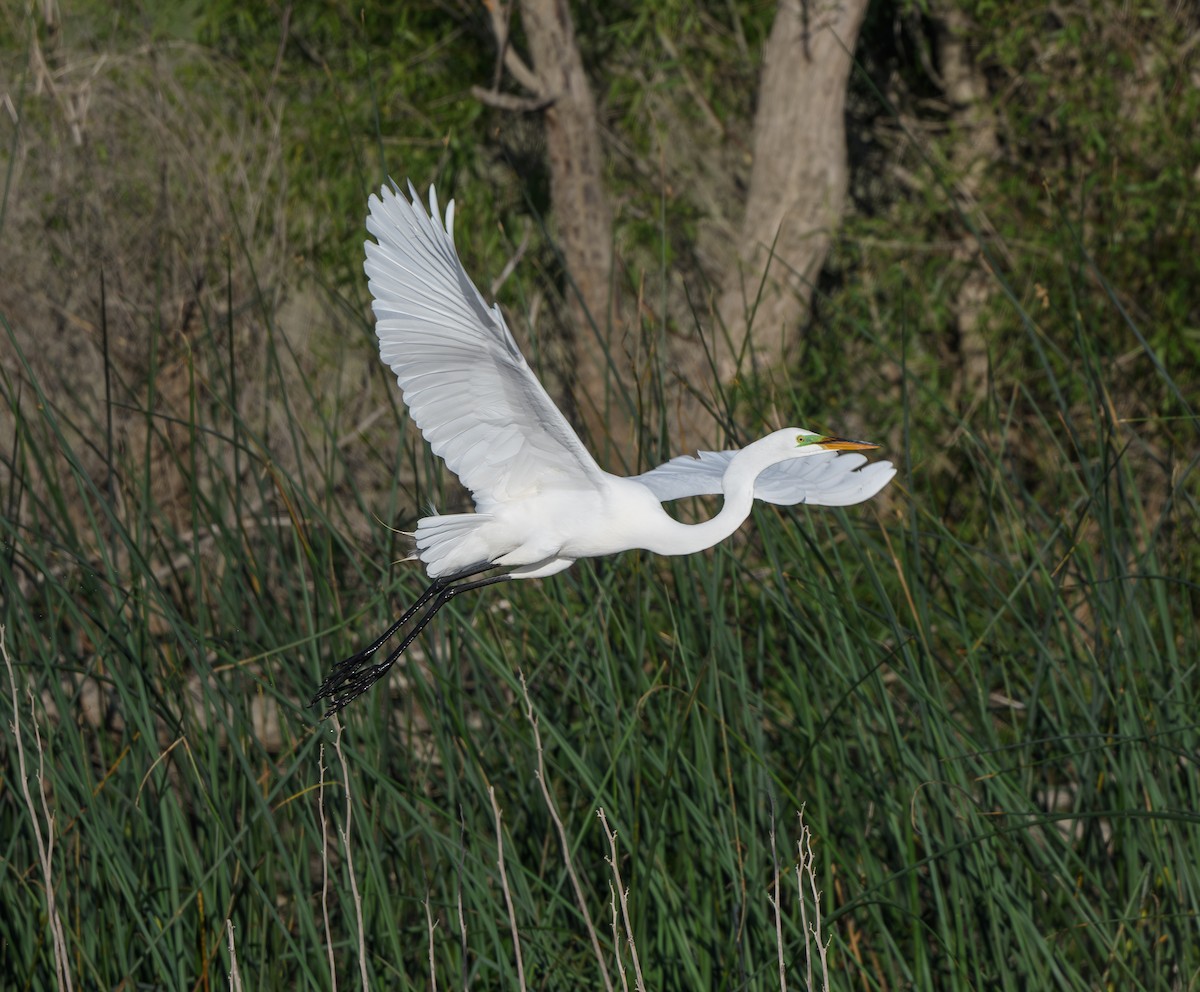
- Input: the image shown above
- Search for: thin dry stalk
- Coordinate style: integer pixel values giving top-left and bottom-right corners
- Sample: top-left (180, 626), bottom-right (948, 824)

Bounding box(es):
top-left (597, 808), bottom-right (645, 992)
top-left (456, 809), bottom-right (471, 992)
top-left (795, 808), bottom-right (831, 991)
top-left (608, 882), bottom-right (629, 992)
top-left (3, 625), bottom-right (74, 992)
top-left (519, 673), bottom-right (613, 992)
top-left (332, 722), bottom-right (371, 992)
top-left (488, 785), bottom-right (526, 992)
top-left (226, 920), bottom-right (243, 992)
top-left (318, 743), bottom-right (337, 992)
top-left (769, 805), bottom-right (787, 992)
top-left (424, 895), bottom-right (438, 992)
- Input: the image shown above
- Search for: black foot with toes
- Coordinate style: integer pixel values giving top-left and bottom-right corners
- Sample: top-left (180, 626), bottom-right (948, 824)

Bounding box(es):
top-left (310, 648), bottom-right (398, 718)
top-left (310, 564), bottom-right (508, 719)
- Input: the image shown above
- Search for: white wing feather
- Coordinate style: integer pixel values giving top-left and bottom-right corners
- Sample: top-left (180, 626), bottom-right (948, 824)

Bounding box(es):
top-left (364, 182), bottom-right (606, 504)
top-left (630, 449), bottom-right (897, 507)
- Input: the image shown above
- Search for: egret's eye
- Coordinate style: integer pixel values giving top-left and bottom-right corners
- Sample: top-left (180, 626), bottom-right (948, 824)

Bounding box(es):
top-left (795, 434), bottom-right (825, 447)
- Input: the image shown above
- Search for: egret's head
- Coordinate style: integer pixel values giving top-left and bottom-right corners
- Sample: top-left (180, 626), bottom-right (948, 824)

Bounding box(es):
top-left (794, 428), bottom-right (878, 452)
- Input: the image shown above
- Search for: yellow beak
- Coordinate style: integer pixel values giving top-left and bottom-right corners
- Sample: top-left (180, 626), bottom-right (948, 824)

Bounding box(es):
top-left (815, 436), bottom-right (879, 451)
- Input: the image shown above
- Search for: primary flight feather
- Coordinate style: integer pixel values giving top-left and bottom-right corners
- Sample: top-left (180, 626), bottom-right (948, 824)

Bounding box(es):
top-left (312, 181), bottom-right (896, 716)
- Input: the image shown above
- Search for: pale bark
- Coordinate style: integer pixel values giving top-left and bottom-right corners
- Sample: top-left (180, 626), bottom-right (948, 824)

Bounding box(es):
top-left (678, 0), bottom-right (870, 443)
top-left (482, 0), bottom-right (871, 452)
top-left (936, 4), bottom-right (1000, 407)
top-left (479, 0), bottom-right (626, 452)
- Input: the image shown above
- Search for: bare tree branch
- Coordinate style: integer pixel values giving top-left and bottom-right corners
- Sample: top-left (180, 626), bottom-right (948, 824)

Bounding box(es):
top-left (472, 85), bottom-right (556, 112)
top-left (470, 85), bottom-right (553, 113)
top-left (506, 0), bottom-right (626, 453)
top-left (484, 0), bottom-right (545, 98)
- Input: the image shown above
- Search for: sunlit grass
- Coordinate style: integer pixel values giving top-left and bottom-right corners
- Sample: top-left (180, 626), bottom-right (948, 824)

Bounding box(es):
top-left (3, 183), bottom-right (1198, 989)
top-left (2, 6), bottom-right (1198, 983)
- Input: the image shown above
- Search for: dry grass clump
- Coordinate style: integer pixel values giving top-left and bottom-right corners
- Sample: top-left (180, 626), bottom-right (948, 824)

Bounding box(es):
top-left (1, 13), bottom-right (384, 547)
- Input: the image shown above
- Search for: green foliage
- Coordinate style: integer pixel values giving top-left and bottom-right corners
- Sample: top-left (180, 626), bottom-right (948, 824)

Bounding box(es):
top-left (849, 0), bottom-right (1200, 380)
top-left (3, 1), bottom-right (1199, 989)
top-left (191, 1), bottom-right (506, 273)
top-left (3, 210), bottom-right (1197, 986)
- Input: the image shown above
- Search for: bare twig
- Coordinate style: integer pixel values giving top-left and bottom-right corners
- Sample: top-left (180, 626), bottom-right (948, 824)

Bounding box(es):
top-left (335, 405), bottom-right (389, 449)
top-left (456, 809), bottom-right (471, 992)
top-left (597, 809), bottom-right (645, 992)
top-left (482, 0), bottom-right (544, 96)
top-left (425, 894), bottom-right (438, 992)
top-left (226, 920), bottom-right (243, 992)
top-left (489, 785), bottom-right (526, 992)
top-left (319, 743), bottom-right (337, 992)
top-left (4, 625), bottom-right (74, 992)
top-left (489, 223), bottom-right (533, 299)
top-left (470, 86), bottom-right (554, 114)
top-left (268, 3), bottom-right (292, 91)
top-left (332, 722), bottom-right (371, 992)
top-left (519, 673), bottom-right (613, 992)
top-left (655, 27), bottom-right (723, 136)
top-left (608, 881), bottom-right (629, 992)
top-left (769, 803), bottom-right (787, 992)
top-left (795, 807), bottom-right (831, 991)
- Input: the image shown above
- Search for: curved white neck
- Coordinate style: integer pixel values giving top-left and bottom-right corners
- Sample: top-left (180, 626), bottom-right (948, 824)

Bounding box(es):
top-left (639, 439), bottom-right (792, 557)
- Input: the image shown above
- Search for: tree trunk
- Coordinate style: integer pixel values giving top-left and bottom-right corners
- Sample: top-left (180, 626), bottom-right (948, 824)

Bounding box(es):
top-left (678, 0), bottom-right (870, 444)
top-left (516, 0), bottom-right (627, 455)
top-left (936, 3), bottom-right (999, 408)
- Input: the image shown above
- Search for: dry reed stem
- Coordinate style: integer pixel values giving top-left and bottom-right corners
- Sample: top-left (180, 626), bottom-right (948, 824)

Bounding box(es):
top-left (519, 672), bottom-right (614, 992)
top-left (456, 809), bottom-right (471, 992)
top-left (424, 894), bottom-right (438, 992)
top-left (489, 785), bottom-right (526, 991)
top-left (769, 804), bottom-right (787, 992)
top-left (3, 625), bottom-right (74, 992)
top-left (318, 742), bottom-right (338, 992)
top-left (795, 808), bottom-right (830, 991)
top-left (597, 808), bottom-right (645, 992)
top-left (608, 881), bottom-right (628, 992)
top-left (332, 722), bottom-right (371, 992)
top-left (226, 920), bottom-right (243, 992)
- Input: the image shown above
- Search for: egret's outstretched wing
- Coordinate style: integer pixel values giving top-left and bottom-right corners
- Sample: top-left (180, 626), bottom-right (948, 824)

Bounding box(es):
top-left (631, 449), bottom-right (897, 507)
top-left (365, 182), bottom-right (606, 503)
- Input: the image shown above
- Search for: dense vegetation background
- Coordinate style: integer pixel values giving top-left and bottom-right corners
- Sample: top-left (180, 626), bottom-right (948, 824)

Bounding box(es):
top-left (1, 1), bottom-right (1197, 989)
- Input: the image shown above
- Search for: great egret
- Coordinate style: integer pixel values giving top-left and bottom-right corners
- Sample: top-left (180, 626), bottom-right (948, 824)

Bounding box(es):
top-left (311, 182), bottom-right (896, 716)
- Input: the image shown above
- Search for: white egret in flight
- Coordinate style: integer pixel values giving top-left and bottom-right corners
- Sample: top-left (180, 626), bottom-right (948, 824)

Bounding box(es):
top-left (312, 182), bottom-right (895, 716)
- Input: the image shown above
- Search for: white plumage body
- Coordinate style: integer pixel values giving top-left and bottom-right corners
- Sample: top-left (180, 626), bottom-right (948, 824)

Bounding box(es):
top-left (364, 182), bottom-right (896, 580)
top-left (312, 179), bottom-right (897, 715)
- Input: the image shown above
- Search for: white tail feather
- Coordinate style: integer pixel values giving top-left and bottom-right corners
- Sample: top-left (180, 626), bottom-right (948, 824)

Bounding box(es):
top-left (414, 513), bottom-right (496, 578)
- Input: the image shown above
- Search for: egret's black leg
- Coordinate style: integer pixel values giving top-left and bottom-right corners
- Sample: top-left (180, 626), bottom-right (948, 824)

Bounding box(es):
top-left (310, 580), bottom-right (447, 707)
top-left (311, 563), bottom-right (508, 718)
